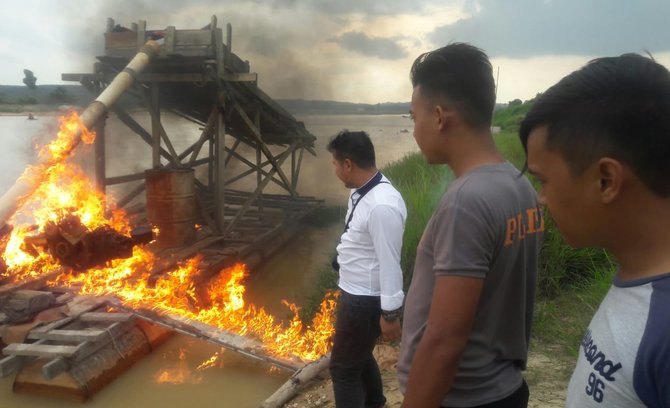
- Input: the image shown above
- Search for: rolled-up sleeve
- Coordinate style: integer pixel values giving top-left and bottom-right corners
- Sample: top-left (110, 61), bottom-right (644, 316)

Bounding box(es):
top-left (368, 204), bottom-right (405, 311)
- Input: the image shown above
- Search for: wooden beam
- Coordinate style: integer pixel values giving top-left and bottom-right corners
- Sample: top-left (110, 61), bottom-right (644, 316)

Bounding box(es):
top-left (106, 298), bottom-right (302, 373)
top-left (223, 140), bottom-right (296, 234)
top-left (215, 97), bottom-right (226, 231)
top-left (79, 312), bottom-right (134, 322)
top-left (105, 172), bottom-right (146, 185)
top-left (3, 344), bottom-right (79, 358)
top-left (261, 354), bottom-right (331, 408)
top-left (233, 102), bottom-right (295, 196)
top-left (185, 107), bottom-right (217, 164)
top-left (144, 86), bottom-right (182, 167)
top-left (116, 182), bottom-right (145, 209)
top-left (293, 147), bottom-right (305, 191)
top-left (150, 83), bottom-right (161, 167)
top-left (111, 106), bottom-right (173, 162)
top-left (27, 329), bottom-right (110, 343)
top-left (94, 109), bottom-right (107, 194)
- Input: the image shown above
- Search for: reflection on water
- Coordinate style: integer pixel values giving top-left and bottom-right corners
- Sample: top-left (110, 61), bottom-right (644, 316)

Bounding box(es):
top-left (0, 112), bottom-right (417, 407)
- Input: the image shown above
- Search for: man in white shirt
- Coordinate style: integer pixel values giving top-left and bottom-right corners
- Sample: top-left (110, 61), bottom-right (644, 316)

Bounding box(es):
top-left (327, 130), bottom-right (407, 408)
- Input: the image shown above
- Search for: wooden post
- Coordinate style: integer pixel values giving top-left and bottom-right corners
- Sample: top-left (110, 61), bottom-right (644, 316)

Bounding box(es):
top-left (226, 23), bottom-right (232, 68)
top-left (137, 20), bottom-right (146, 51)
top-left (105, 18), bottom-right (114, 34)
top-left (151, 83), bottom-right (161, 168)
top-left (255, 110), bottom-right (263, 215)
top-left (94, 103), bottom-right (106, 194)
top-left (215, 94), bottom-right (226, 231)
top-left (261, 354), bottom-right (331, 408)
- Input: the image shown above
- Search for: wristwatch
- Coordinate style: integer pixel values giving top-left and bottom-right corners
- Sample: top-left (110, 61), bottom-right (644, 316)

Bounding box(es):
top-left (381, 307), bottom-right (402, 322)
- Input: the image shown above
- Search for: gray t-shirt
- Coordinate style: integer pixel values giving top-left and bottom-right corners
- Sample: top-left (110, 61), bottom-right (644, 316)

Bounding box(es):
top-left (397, 162), bottom-right (542, 407)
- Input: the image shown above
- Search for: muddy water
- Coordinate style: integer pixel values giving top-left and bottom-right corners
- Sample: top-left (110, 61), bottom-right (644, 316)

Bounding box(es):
top-left (0, 112), bottom-right (417, 407)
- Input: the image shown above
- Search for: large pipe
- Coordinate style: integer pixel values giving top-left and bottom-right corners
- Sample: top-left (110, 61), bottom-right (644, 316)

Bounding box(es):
top-left (0, 40), bottom-right (161, 229)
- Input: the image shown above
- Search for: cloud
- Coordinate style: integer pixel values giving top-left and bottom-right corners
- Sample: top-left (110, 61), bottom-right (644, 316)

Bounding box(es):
top-left (244, 0), bottom-right (438, 16)
top-left (430, 0), bottom-right (670, 58)
top-left (333, 32), bottom-right (408, 60)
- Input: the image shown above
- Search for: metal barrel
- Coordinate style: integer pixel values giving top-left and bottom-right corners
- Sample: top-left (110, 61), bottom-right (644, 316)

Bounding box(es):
top-left (145, 168), bottom-right (196, 250)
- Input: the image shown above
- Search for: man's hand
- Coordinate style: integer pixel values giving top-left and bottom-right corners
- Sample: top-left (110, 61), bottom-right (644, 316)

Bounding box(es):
top-left (380, 317), bottom-right (401, 342)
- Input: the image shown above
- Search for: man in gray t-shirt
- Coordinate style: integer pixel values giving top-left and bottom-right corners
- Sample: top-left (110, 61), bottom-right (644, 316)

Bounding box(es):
top-left (398, 43), bottom-right (542, 408)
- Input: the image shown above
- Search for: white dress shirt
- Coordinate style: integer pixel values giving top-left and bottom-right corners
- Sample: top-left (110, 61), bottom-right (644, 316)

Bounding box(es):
top-left (336, 173), bottom-right (407, 311)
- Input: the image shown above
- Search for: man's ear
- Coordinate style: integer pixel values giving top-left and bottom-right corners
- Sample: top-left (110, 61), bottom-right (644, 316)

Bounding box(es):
top-left (597, 158), bottom-right (624, 204)
top-left (343, 158), bottom-right (354, 172)
top-left (435, 105), bottom-right (455, 132)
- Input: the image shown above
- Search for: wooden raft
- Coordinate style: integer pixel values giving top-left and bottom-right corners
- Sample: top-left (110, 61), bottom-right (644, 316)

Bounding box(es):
top-left (0, 295), bottom-right (172, 402)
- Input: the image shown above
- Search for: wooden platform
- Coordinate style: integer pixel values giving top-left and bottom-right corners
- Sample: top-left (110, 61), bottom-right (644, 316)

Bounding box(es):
top-left (1, 296), bottom-right (172, 402)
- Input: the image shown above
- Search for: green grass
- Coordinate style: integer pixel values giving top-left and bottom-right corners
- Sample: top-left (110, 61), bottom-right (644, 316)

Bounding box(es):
top-left (382, 154), bottom-right (454, 289)
top-left (532, 267), bottom-right (614, 356)
top-left (493, 99), bottom-right (534, 131)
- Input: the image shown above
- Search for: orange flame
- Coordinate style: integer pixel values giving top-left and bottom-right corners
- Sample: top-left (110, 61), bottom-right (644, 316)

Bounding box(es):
top-left (1, 112), bottom-right (337, 362)
top-left (154, 348), bottom-right (203, 384)
top-left (197, 350), bottom-right (224, 370)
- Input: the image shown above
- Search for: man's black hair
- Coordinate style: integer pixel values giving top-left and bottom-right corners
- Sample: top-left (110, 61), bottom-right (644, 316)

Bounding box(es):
top-left (410, 42), bottom-right (496, 128)
top-left (327, 130), bottom-right (376, 169)
top-left (519, 53), bottom-right (670, 197)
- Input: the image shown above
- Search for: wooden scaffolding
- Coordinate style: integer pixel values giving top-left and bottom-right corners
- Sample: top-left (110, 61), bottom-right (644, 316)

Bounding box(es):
top-left (62, 16), bottom-right (321, 274)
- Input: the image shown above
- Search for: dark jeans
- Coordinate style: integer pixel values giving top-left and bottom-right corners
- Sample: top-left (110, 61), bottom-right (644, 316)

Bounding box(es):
top-left (442, 379), bottom-right (529, 408)
top-left (329, 291), bottom-right (385, 408)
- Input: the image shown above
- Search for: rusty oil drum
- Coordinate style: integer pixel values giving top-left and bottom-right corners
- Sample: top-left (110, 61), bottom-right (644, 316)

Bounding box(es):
top-left (145, 168), bottom-right (196, 249)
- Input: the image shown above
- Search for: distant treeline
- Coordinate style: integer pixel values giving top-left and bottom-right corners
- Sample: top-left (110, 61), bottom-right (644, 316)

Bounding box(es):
top-left (0, 85), bottom-right (411, 115)
top-left (0, 85), bottom-right (91, 106)
top-left (0, 84), bottom-right (516, 116)
top-left (276, 99), bottom-right (411, 115)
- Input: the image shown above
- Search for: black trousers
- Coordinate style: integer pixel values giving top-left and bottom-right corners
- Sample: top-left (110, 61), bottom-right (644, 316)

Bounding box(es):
top-left (442, 379), bottom-right (529, 408)
top-left (329, 291), bottom-right (386, 408)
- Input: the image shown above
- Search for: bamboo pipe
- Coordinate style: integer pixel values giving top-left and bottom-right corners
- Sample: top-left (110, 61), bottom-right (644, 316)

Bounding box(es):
top-left (0, 40), bottom-right (161, 229)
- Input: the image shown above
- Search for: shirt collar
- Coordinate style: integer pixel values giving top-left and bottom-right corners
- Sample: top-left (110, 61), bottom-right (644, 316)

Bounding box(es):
top-left (355, 171), bottom-right (382, 196)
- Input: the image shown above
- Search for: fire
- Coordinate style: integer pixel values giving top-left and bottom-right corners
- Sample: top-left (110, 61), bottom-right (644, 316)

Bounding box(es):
top-left (0, 112), bottom-right (337, 362)
top-left (154, 348), bottom-right (203, 384)
top-left (197, 350), bottom-right (225, 370)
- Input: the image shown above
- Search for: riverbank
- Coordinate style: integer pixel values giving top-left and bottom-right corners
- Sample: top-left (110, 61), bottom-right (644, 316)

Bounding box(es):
top-left (286, 340), bottom-right (572, 408)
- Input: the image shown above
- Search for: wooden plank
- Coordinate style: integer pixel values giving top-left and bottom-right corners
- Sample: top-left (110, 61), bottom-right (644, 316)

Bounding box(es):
top-left (0, 296), bottom-right (110, 377)
top-left (0, 269), bottom-right (65, 296)
top-left (0, 354), bottom-right (26, 377)
top-left (28, 296), bottom-right (110, 335)
top-left (79, 312), bottom-right (133, 323)
top-left (3, 344), bottom-right (79, 358)
top-left (41, 320), bottom-right (137, 379)
top-left (174, 30), bottom-right (212, 46)
top-left (41, 357), bottom-right (69, 380)
top-left (27, 329), bottom-right (108, 343)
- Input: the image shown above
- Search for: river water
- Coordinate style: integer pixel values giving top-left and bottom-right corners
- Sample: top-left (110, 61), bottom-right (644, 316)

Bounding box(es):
top-left (0, 112), bottom-right (417, 407)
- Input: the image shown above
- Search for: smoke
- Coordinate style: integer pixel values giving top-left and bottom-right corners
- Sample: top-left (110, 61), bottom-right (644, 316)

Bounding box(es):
top-left (54, 0), bottom-right (423, 102)
top-left (332, 31), bottom-right (408, 60)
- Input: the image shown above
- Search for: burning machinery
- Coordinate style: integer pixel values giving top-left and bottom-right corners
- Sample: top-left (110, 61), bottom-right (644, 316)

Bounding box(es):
top-left (21, 215), bottom-right (153, 271)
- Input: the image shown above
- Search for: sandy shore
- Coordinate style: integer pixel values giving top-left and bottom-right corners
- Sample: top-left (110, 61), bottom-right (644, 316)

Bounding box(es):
top-left (284, 343), bottom-right (572, 408)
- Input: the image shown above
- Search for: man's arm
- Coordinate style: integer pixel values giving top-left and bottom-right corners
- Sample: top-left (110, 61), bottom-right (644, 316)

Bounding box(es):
top-left (401, 275), bottom-right (484, 408)
top-left (369, 204), bottom-right (405, 340)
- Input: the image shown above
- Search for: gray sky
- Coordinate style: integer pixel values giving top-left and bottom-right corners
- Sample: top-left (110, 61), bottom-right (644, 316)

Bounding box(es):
top-left (2, 0), bottom-right (669, 103)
